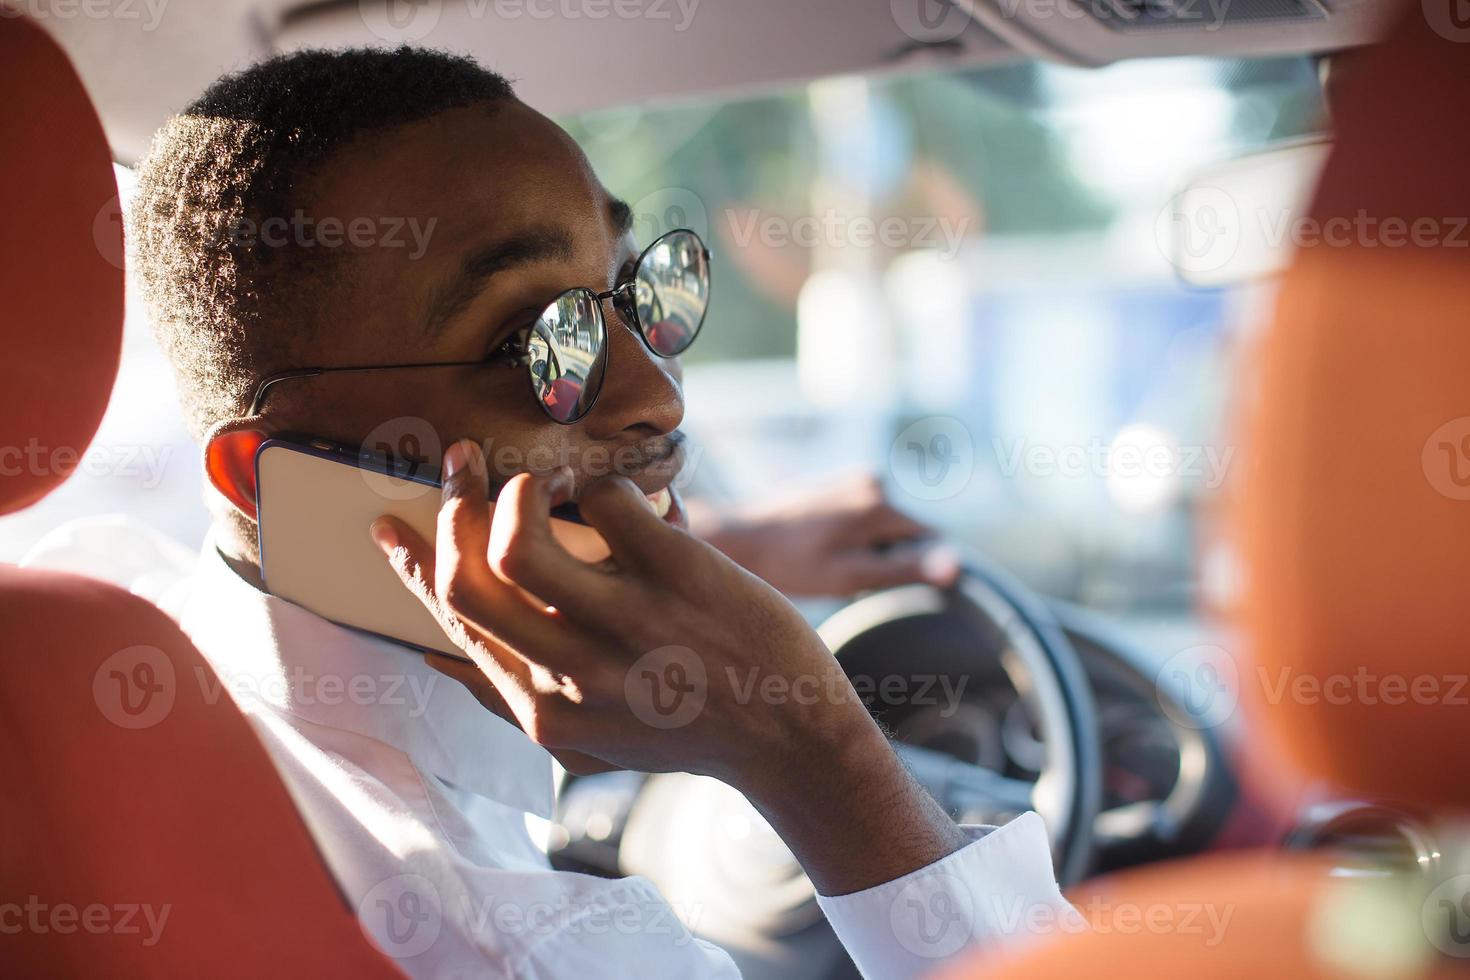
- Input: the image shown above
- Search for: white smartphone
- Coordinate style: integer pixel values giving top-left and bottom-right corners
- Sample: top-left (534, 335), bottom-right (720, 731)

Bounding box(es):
top-left (255, 434), bottom-right (607, 660)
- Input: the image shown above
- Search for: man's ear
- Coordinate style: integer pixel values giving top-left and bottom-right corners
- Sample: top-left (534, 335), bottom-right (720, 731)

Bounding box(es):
top-left (203, 420), bottom-right (267, 521)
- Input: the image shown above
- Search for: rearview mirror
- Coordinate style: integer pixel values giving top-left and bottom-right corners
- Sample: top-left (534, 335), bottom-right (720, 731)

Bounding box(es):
top-left (1159, 139), bottom-right (1332, 287)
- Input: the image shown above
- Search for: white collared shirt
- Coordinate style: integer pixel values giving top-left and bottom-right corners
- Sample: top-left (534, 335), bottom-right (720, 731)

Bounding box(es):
top-left (177, 539), bottom-right (1077, 979)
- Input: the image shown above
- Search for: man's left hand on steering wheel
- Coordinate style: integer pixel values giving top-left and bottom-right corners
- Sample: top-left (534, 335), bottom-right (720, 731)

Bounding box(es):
top-left (688, 473), bottom-right (963, 598)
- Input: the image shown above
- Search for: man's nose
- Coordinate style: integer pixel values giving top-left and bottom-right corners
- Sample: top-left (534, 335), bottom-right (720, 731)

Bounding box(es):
top-left (583, 305), bottom-right (684, 437)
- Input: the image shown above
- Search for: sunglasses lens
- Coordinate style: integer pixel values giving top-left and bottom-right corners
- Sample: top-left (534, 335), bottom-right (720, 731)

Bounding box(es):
top-left (634, 229), bottom-right (709, 357)
top-left (527, 288), bottom-right (607, 423)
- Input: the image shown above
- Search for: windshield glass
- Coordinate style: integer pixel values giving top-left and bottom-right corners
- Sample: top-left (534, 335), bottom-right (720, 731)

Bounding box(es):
top-left (562, 55), bottom-right (1325, 618)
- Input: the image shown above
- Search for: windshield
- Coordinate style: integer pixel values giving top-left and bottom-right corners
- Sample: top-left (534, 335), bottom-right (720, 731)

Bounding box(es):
top-left (562, 55), bottom-right (1325, 618)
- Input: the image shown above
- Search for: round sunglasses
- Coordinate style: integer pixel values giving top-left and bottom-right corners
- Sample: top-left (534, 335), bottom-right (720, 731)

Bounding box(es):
top-left (245, 228), bottom-right (711, 424)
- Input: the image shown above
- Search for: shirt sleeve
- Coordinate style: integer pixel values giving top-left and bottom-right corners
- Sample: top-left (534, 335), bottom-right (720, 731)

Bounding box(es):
top-left (815, 811), bottom-right (1083, 980)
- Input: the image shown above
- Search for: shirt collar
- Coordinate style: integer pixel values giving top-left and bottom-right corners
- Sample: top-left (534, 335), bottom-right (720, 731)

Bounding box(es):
top-left (178, 533), bottom-right (554, 819)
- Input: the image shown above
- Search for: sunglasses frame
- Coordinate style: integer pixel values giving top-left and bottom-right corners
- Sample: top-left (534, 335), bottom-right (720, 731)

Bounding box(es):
top-left (244, 228), bottom-right (711, 423)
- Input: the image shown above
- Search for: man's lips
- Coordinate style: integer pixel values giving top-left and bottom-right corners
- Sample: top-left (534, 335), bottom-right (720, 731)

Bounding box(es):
top-left (614, 432), bottom-right (687, 506)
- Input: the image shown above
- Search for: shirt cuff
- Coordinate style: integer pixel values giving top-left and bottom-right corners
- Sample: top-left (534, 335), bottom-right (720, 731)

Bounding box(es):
top-left (815, 811), bottom-right (1081, 980)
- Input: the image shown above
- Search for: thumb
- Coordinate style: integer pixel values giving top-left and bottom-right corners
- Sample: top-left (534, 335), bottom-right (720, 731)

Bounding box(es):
top-left (574, 476), bottom-right (678, 571)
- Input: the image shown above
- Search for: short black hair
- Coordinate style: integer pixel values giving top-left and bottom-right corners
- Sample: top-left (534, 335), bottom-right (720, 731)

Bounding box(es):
top-left (129, 46), bottom-right (515, 441)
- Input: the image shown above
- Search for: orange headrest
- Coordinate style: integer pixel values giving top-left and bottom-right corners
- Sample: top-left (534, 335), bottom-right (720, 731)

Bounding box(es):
top-left (0, 16), bottom-right (125, 515)
top-left (1237, 5), bottom-right (1470, 810)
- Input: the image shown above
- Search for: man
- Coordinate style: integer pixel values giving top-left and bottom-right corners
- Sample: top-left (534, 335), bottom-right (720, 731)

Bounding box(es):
top-left (130, 46), bottom-right (1073, 979)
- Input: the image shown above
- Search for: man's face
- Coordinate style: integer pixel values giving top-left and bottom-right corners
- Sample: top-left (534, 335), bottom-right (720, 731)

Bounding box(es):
top-left (261, 100), bottom-right (687, 520)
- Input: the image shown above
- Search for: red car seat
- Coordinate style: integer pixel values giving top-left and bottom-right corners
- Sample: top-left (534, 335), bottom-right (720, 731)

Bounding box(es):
top-left (0, 16), bottom-right (400, 978)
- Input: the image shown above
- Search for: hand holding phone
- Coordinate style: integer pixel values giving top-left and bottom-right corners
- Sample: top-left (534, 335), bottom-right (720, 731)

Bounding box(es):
top-left (255, 435), bottom-right (611, 659)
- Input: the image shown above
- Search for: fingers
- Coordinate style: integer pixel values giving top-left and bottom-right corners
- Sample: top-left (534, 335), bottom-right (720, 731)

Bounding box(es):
top-left (426, 650), bottom-right (517, 721)
top-left (371, 442), bottom-right (580, 665)
top-left (574, 476), bottom-right (680, 572)
top-left (433, 441), bottom-right (579, 651)
top-left (835, 540), bottom-right (964, 593)
top-left (831, 474), bottom-right (933, 546)
top-left (487, 468), bottom-right (623, 620)
top-left (435, 438), bottom-right (493, 602)
top-left (371, 512), bottom-right (535, 665)
top-left (861, 502), bottom-right (932, 545)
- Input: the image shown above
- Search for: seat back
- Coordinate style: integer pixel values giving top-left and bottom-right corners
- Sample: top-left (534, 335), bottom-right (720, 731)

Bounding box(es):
top-left (1235, 2), bottom-right (1470, 813)
top-left (948, 3), bottom-right (1470, 976)
top-left (0, 16), bottom-right (399, 977)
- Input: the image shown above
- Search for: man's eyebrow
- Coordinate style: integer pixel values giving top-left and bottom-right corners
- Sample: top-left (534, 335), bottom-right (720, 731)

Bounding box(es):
top-left (609, 198), bottom-right (633, 239)
top-left (425, 227), bottom-right (575, 336)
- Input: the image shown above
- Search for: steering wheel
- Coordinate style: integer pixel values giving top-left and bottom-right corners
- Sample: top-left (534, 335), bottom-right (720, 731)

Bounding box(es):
top-left (817, 554), bottom-right (1103, 887)
top-left (612, 554), bottom-right (1103, 955)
